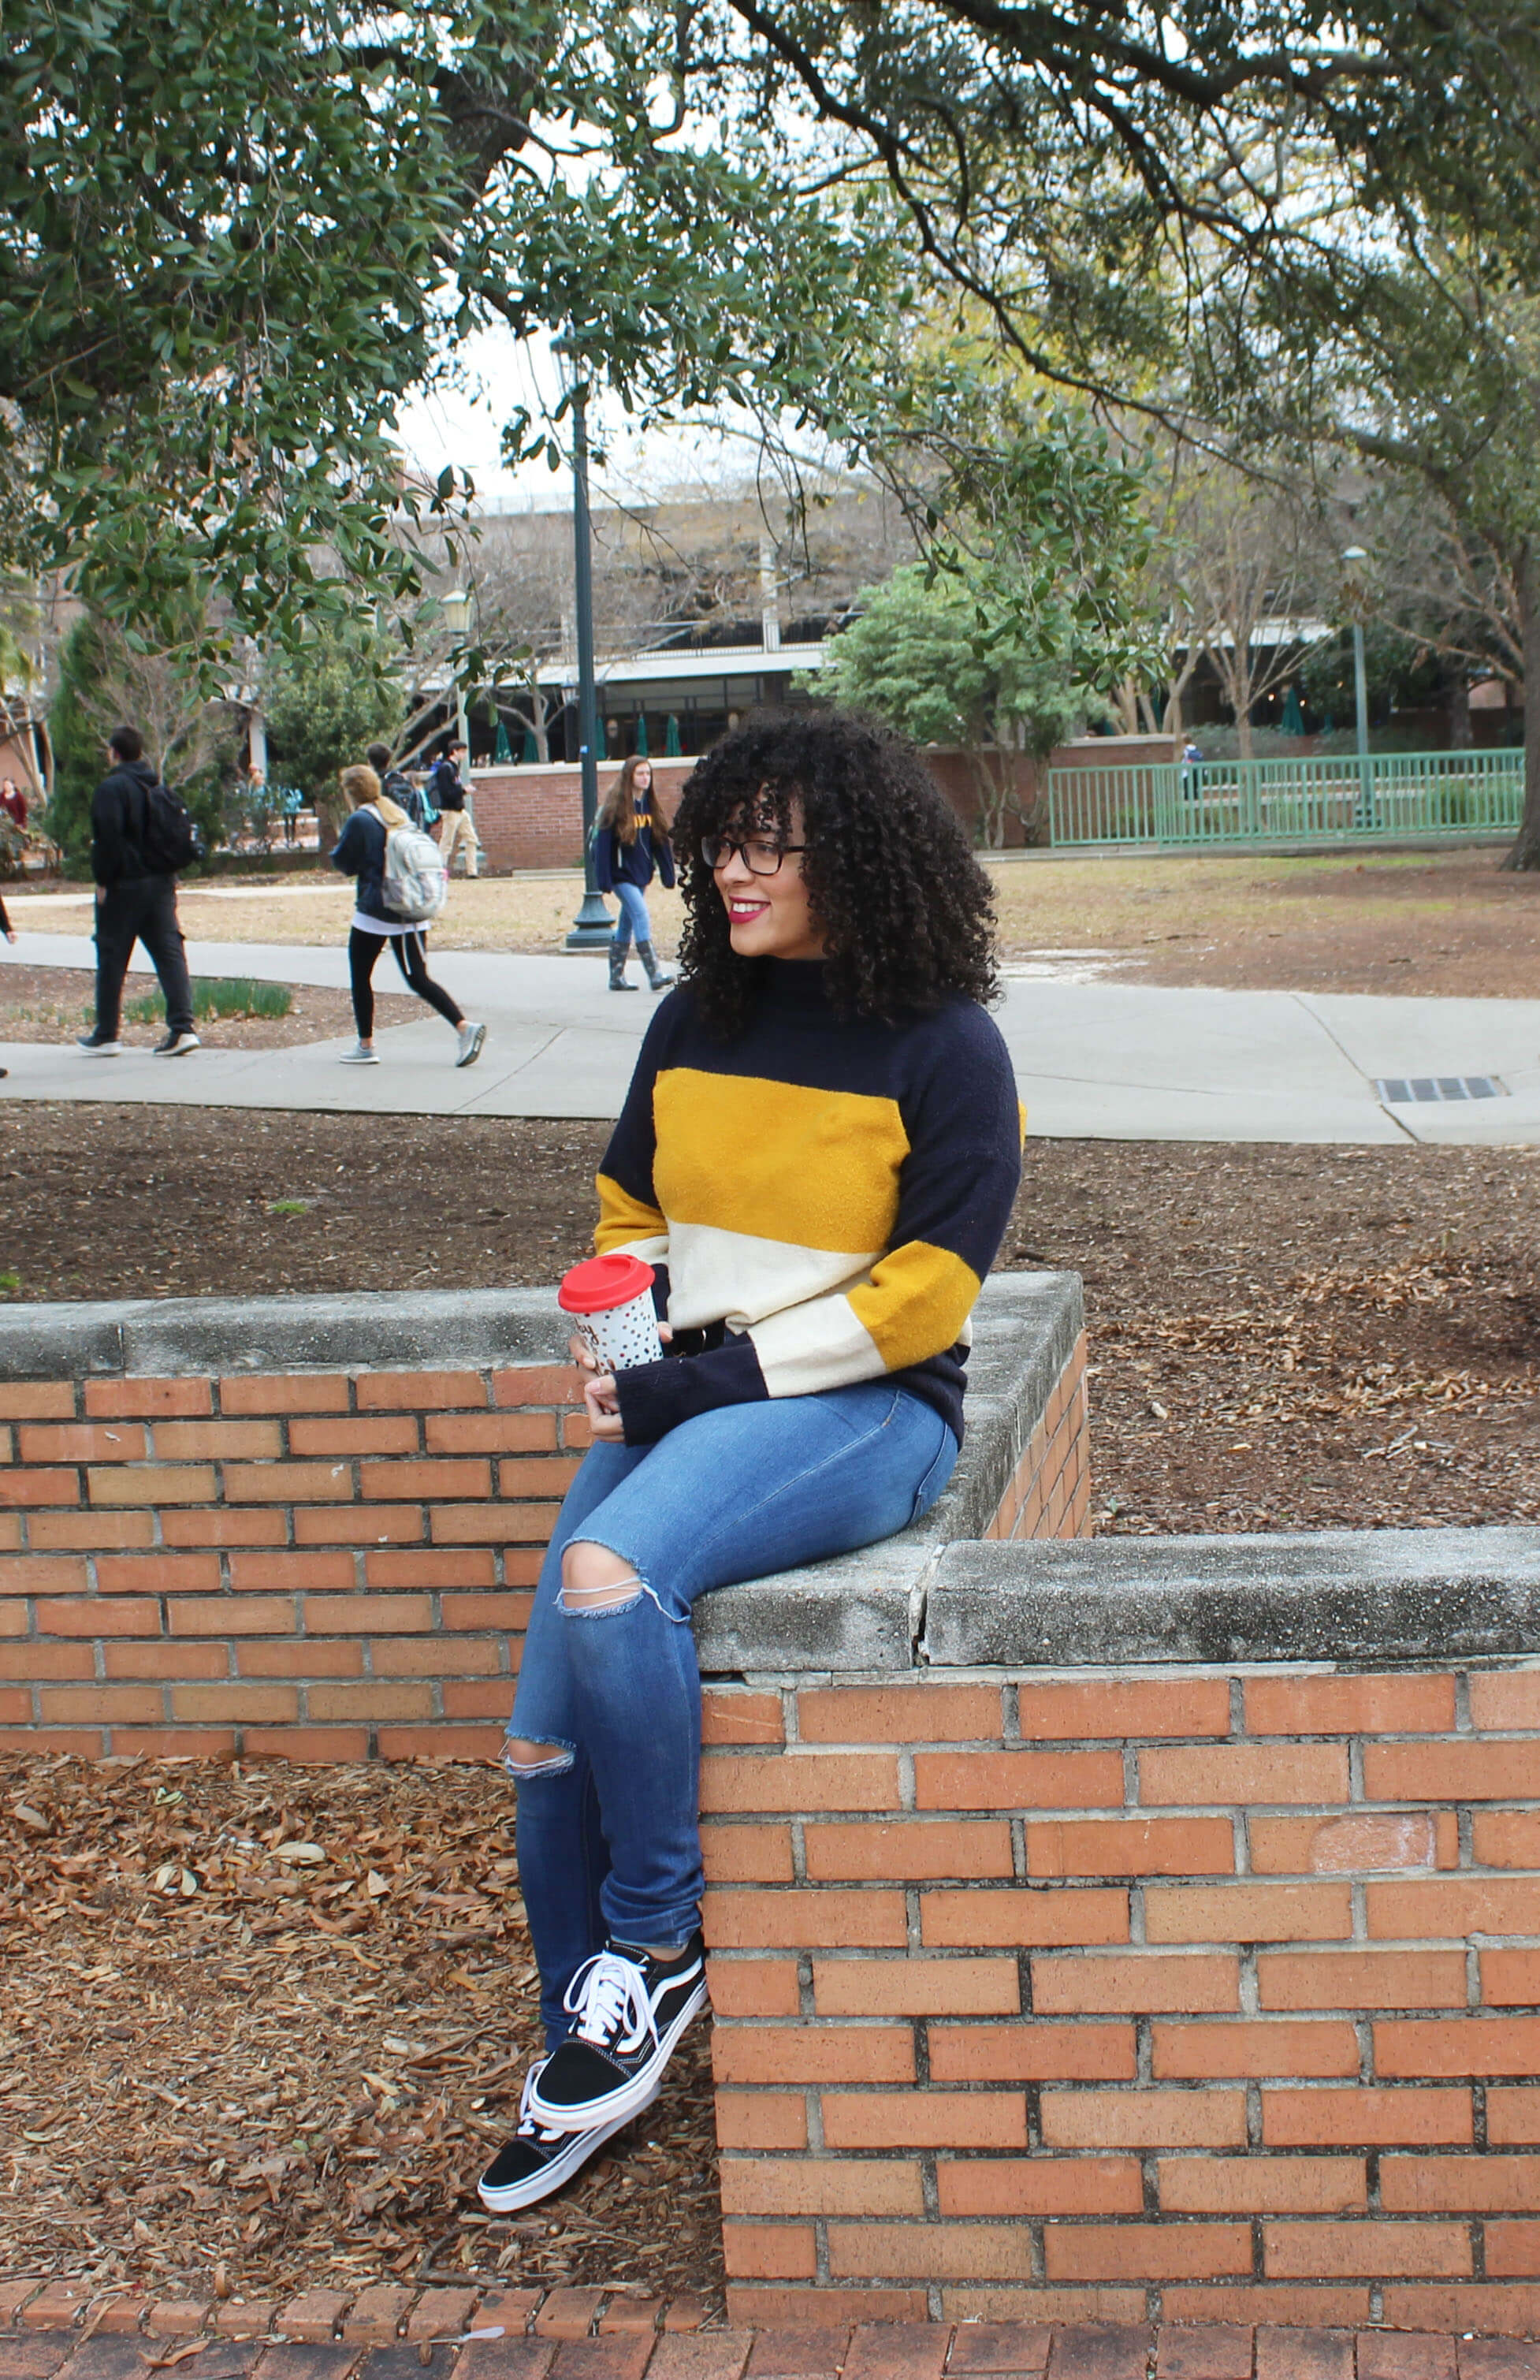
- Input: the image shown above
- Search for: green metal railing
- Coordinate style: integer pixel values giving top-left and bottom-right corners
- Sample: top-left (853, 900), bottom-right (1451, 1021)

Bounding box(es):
top-left (1046, 749), bottom-right (1525, 849)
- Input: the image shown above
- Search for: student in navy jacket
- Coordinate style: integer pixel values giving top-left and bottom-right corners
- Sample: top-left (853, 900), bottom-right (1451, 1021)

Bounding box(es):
top-left (593, 756), bottom-right (676, 993)
top-left (329, 763), bottom-right (485, 1068)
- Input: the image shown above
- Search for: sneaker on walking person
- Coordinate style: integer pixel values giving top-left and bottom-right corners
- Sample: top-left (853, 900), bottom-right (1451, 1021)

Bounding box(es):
top-left (456, 1021), bottom-right (486, 1067)
top-left (154, 1030), bottom-right (200, 1056)
top-left (340, 1040), bottom-right (381, 1065)
top-left (528, 1932), bottom-right (707, 2132)
top-left (477, 2058), bottom-right (659, 2212)
top-left (76, 1028), bottom-right (123, 1054)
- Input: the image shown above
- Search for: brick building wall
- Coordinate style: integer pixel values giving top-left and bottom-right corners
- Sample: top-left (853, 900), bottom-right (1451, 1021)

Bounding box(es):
top-left (465, 740), bottom-right (1174, 870)
top-left (701, 1659), bottom-right (1540, 2334)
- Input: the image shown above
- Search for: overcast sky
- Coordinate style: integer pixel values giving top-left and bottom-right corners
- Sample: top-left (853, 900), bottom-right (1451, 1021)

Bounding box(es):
top-left (395, 322), bottom-right (764, 514)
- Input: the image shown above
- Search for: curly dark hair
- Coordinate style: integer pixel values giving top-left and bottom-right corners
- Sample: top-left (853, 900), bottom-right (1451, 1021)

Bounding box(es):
top-left (671, 709), bottom-right (999, 1034)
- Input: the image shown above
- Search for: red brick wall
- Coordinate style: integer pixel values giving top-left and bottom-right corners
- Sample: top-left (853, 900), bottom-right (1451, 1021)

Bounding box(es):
top-left (0, 1337), bottom-right (1088, 1760)
top-left (469, 762), bottom-right (692, 873)
top-left (702, 1665), bottom-right (1540, 2331)
top-left (981, 1335), bottom-right (1090, 1542)
top-left (0, 1363), bottom-right (593, 1762)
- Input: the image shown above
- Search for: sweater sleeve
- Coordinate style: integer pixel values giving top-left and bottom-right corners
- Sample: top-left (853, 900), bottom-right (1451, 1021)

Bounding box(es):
top-left (330, 814), bottom-right (365, 878)
top-left (593, 997), bottom-right (673, 1278)
top-left (655, 838), bottom-right (676, 891)
top-left (593, 829), bottom-right (616, 895)
top-left (614, 1004), bottom-right (1024, 1446)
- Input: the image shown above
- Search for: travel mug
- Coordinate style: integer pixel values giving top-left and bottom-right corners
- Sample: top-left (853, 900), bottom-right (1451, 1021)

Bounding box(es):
top-left (558, 1251), bottom-right (664, 1372)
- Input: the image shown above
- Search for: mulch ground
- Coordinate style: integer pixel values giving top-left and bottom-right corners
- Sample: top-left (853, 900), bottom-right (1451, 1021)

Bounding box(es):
top-left (3, 1106), bottom-right (1535, 1532)
top-left (0, 1756), bottom-right (720, 2307)
top-left (0, 967), bottom-right (412, 1052)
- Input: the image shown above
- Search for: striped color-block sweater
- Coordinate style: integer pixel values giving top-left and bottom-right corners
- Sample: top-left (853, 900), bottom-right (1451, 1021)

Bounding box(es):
top-left (596, 959), bottom-right (1024, 1447)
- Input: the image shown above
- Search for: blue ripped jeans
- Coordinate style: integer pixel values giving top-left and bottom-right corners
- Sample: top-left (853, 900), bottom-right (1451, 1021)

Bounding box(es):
top-left (504, 1383), bottom-right (957, 2045)
top-left (609, 881), bottom-right (652, 951)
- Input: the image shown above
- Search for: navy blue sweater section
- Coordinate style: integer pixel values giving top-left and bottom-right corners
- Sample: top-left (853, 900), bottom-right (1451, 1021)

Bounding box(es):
top-left (331, 810), bottom-right (406, 928)
top-left (594, 821), bottom-right (675, 896)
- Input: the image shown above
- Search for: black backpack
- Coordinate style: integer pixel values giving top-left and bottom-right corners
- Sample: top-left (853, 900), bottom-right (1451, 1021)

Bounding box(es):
top-left (139, 780), bottom-right (204, 874)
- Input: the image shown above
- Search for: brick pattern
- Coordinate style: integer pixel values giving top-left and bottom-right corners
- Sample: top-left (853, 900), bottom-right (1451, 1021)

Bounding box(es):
top-left (703, 1664), bottom-right (1540, 2326)
top-left (468, 762), bottom-right (691, 873)
top-left (0, 1362), bottom-right (593, 1760)
top-left (0, 2296), bottom-right (1533, 2374)
top-left (979, 1335), bottom-right (1091, 1543)
top-left (0, 1340), bottom-right (1090, 1759)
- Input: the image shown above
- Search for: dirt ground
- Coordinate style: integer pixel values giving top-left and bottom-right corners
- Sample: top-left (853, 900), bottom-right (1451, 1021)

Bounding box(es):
top-left (9, 847), bottom-right (1540, 996)
top-left (0, 966), bottom-right (412, 1050)
top-left (0, 1755), bottom-right (720, 2306)
top-left (4, 1106), bottom-right (1536, 1533)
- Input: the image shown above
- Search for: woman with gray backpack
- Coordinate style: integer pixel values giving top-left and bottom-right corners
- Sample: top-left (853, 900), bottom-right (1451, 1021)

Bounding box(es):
top-left (329, 762), bottom-right (485, 1067)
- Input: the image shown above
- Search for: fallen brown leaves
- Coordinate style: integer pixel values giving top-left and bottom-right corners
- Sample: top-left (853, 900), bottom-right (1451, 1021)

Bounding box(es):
top-left (1007, 1144), bottom-right (1540, 1536)
top-left (0, 1757), bottom-right (722, 2311)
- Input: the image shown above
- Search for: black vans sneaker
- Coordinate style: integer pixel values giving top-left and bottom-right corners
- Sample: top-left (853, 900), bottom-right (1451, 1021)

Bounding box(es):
top-left (528, 1932), bottom-right (708, 2132)
top-left (477, 2058), bottom-right (656, 2212)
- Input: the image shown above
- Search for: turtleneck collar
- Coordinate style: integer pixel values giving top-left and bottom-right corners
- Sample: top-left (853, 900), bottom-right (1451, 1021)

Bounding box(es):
top-left (757, 957), bottom-right (835, 1015)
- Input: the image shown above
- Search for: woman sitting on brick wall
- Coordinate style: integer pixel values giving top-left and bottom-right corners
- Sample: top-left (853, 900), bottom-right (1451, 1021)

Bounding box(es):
top-left (481, 708), bottom-right (1023, 2213)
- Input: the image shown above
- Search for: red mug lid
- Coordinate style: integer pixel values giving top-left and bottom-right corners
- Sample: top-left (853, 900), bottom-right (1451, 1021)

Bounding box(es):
top-left (558, 1252), bottom-right (657, 1315)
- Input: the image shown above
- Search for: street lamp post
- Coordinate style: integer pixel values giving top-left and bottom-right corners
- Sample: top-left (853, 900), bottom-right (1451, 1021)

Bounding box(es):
top-left (559, 340), bottom-right (613, 951)
top-left (1341, 545), bottom-right (1374, 829)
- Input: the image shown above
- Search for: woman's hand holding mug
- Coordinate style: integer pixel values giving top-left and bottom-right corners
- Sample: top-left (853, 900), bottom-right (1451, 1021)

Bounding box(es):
top-left (570, 1323), bottom-right (671, 1443)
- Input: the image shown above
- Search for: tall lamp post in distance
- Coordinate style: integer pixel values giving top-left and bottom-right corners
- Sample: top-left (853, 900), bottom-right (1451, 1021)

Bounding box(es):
top-left (1341, 545), bottom-right (1374, 829)
top-left (558, 335), bottom-right (614, 951)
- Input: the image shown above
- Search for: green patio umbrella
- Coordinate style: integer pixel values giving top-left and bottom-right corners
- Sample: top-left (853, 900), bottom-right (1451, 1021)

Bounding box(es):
top-left (493, 716), bottom-right (514, 762)
top-left (596, 715), bottom-right (608, 762)
top-left (521, 726), bottom-right (538, 763)
top-left (1281, 684), bottom-right (1306, 736)
top-left (664, 714), bottom-right (682, 756)
top-left (634, 715), bottom-right (649, 755)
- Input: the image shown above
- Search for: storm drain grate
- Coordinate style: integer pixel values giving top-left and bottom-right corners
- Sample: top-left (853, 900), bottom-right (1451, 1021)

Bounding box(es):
top-left (1376, 1075), bottom-right (1505, 1104)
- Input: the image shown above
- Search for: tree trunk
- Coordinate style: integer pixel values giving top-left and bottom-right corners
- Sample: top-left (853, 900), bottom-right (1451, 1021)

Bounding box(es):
top-left (967, 747), bottom-right (1008, 847)
top-left (1448, 676), bottom-right (1472, 751)
top-left (1502, 539), bottom-right (1540, 870)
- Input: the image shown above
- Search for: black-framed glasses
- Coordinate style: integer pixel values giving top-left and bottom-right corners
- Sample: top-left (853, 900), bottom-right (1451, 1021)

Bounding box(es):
top-left (700, 833), bottom-right (807, 875)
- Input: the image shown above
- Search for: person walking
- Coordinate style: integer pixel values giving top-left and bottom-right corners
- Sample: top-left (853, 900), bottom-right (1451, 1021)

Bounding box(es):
top-left (0, 778), bottom-right (28, 831)
top-left (594, 756), bottom-right (676, 993)
top-left (478, 708), bottom-right (1023, 2214)
top-left (279, 783), bottom-right (305, 847)
top-left (76, 727), bottom-right (199, 1056)
top-left (367, 742), bottom-right (431, 832)
top-left (329, 762), bottom-right (485, 1068)
top-left (431, 739), bottom-right (481, 878)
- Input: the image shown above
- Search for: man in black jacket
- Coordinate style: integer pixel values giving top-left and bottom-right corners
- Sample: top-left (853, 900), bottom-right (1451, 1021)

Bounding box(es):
top-left (431, 739), bottom-right (480, 877)
top-left (76, 726), bottom-right (199, 1056)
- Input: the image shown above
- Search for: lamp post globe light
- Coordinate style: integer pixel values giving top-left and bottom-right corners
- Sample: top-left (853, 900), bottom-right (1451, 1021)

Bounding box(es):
top-left (1341, 545), bottom-right (1374, 829)
top-left (556, 333), bottom-right (615, 952)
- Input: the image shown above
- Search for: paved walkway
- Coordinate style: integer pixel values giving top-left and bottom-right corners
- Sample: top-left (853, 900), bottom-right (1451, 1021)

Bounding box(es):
top-left (2, 2289), bottom-right (1536, 2380)
top-left (6, 937), bottom-right (1540, 1143)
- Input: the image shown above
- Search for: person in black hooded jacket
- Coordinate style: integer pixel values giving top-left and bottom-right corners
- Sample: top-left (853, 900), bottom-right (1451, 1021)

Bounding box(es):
top-left (76, 726), bottom-right (199, 1056)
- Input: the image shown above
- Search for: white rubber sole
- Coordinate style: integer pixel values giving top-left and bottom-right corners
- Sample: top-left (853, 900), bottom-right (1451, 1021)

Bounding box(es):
top-left (476, 2095), bottom-right (645, 2211)
top-left (528, 1975), bottom-right (709, 2133)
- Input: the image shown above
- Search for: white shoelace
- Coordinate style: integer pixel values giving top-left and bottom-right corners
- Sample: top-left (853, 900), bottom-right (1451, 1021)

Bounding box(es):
top-left (517, 2060), bottom-right (563, 2142)
top-left (563, 1950), bottom-right (657, 2060)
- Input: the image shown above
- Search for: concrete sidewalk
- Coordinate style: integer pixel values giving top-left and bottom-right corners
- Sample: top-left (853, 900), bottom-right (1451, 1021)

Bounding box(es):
top-left (6, 935), bottom-right (1540, 1142)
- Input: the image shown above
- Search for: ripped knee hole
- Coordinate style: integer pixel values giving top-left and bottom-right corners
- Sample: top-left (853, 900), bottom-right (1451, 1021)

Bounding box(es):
top-left (503, 1740), bottom-right (574, 1777)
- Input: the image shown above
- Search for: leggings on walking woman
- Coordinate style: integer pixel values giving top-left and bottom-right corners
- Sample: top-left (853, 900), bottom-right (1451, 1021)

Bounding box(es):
top-left (348, 926), bottom-right (463, 1039)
